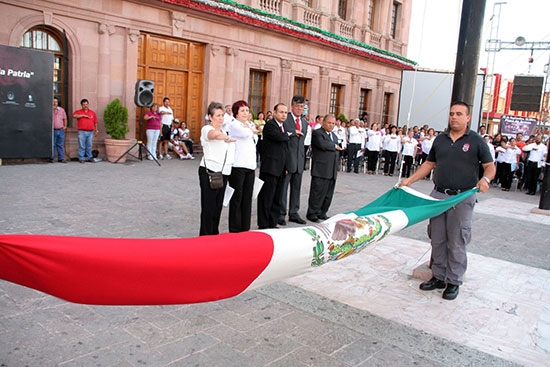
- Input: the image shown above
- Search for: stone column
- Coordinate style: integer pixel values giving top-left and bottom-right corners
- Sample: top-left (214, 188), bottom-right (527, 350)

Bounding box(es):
top-left (375, 79), bottom-right (385, 123)
top-left (350, 74), bottom-right (360, 119)
top-left (318, 67), bottom-right (329, 115)
top-left (126, 28), bottom-right (140, 140)
top-left (280, 59), bottom-right (292, 104)
top-left (98, 23), bottom-right (115, 112)
top-left (224, 47), bottom-right (237, 104)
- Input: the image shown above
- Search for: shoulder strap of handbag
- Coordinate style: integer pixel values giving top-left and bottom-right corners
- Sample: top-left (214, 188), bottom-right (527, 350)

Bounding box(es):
top-left (204, 144), bottom-right (229, 173)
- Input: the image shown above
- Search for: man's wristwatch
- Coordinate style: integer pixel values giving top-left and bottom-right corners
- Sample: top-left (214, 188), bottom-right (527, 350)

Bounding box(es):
top-left (482, 176), bottom-right (490, 184)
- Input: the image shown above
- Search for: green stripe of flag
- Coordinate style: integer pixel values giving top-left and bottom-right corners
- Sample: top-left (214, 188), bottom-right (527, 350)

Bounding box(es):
top-left (347, 187), bottom-right (478, 228)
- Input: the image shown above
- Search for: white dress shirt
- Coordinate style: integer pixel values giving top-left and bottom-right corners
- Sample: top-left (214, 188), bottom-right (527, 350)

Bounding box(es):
top-left (421, 136), bottom-right (435, 155)
top-left (348, 126), bottom-right (364, 148)
top-left (523, 142), bottom-right (548, 167)
top-left (200, 125), bottom-right (235, 175)
top-left (383, 134), bottom-right (400, 152)
top-left (228, 119), bottom-right (258, 170)
top-left (366, 129), bottom-right (381, 151)
top-left (334, 125), bottom-right (347, 149)
top-left (401, 137), bottom-right (418, 156)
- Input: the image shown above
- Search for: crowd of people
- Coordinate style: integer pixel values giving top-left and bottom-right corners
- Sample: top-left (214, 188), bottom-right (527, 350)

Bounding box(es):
top-left (196, 96), bottom-right (548, 238)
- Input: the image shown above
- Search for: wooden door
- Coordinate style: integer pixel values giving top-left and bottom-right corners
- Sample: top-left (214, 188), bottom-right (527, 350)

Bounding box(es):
top-left (137, 33), bottom-right (204, 141)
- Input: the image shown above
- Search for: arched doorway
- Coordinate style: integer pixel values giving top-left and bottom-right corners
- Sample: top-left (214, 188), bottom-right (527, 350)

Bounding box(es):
top-left (19, 25), bottom-right (68, 110)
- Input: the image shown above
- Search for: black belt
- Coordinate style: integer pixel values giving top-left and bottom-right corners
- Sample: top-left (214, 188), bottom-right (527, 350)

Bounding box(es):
top-left (434, 186), bottom-right (470, 196)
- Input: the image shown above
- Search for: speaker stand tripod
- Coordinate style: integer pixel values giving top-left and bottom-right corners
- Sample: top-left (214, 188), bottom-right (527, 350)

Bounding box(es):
top-left (114, 107), bottom-right (161, 166)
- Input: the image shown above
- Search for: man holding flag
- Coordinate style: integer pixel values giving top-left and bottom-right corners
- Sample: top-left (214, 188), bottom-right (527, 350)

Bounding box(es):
top-left (399, 101), bottom-right (495, 300)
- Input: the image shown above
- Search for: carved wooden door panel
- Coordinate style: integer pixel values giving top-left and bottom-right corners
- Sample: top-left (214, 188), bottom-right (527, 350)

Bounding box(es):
top-left (137, 33), bottom-right (204, 141)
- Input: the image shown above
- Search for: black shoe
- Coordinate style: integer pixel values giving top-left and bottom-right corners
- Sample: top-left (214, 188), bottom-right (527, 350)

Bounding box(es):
top-left (278, 218), bottom-right (287, 226)
top-left (289, 215), bottom-right (306, 225)
top-left (58, 159), bottom-right (67, 163)
top-left (354, 171), bottom-right (359, 174)
top-left (306, 216), bottom-right (319, 223)
top-left (442, 284), bottom-right (459, 300)
top-left (318, 214), bottom-right (329, 220)
top-left (419, 277), bottom-right (446, 291)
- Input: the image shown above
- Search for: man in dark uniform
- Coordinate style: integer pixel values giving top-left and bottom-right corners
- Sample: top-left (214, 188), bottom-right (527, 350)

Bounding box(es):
top-left (280, 96), bottom-right (306, 225)
top-left (306, 114), bottom-right (342, 222)
top-left (257, 103), bottom-right (291, 229)
top-left (399, 101), bottom-right (495, 300)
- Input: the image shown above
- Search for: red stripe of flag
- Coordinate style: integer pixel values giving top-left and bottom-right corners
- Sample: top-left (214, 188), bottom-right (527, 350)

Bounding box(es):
top-left (0, 232), bottom-right (274, 305)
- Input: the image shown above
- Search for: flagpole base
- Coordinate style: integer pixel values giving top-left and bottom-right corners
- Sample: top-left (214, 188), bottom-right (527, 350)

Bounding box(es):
top-left (412, 262), bottom-right (432, 282)
top-left (530, 207), bottom-right (550, 216)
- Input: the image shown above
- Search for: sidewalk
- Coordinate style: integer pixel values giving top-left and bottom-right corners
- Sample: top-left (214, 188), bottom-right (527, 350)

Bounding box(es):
top-left (0, 158), bottom-right (548, 366)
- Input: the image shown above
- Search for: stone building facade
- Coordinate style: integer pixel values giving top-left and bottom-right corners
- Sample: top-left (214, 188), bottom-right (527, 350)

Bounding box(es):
top-left (0, 0), bottom-right (414, 157)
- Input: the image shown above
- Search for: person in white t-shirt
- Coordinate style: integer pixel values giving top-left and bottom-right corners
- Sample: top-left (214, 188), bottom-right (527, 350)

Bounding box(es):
top-left (522, 134), bottom-right (548, 195)
top-left (382, 125), bottom-right (401, 176)
top-left (366, 122), bottom-right (382, 174)
top-left (497, 137), bottom-right (522, 191)
top-left (158, 97), bottom-right (174, 160)
top-left (401, 129), bottom-right (418, 178)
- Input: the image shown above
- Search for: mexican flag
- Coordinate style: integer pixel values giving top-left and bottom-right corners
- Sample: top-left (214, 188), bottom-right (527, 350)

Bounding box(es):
top-left (0, 187), bottom-right (477, 305)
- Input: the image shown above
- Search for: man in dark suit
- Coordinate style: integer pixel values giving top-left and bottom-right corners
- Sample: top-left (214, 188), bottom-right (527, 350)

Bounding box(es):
top-left (307, 114), bottom-right (342, 222)
top-left (280, 96), bottom-right (307, 225)
top-left (257, 103), bottom-right (291, 229)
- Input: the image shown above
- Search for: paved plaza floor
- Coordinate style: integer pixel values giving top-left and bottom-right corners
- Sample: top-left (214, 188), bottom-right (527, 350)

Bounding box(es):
top-left (0, 156), bottom-right (548, 366)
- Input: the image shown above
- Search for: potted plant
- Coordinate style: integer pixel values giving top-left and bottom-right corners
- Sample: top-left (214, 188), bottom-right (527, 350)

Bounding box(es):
top-left (103, 98), bottom-right (131, 163)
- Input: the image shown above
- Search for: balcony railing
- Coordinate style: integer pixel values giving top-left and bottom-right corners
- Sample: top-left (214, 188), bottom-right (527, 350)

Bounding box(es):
top-left (339, 23), bottom-right (354, 39)
top-left (303, 8), bottom-right (321, 27)
top-left (259, 0), bottom-right (281, 15)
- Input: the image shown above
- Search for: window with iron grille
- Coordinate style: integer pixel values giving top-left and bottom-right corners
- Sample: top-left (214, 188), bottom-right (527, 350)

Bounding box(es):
top-left (329, 84), bottom-right (343, 116)
top-left (338, 0), bottom-right (347, 20)
top-left (390, 1), bottom-right (400, 39)
top-left (359, 89), bottom-right (371, 118)
top-left (294, 78), bottom-right (310, 101)
top-left (20, 26), bottom-right (66, 109)
top-left (383, 92), bottom-right (392, 124)
top-left (367, 0), bottom-right (376, 29)
top-left (248, 70), bottom-right (268, 116)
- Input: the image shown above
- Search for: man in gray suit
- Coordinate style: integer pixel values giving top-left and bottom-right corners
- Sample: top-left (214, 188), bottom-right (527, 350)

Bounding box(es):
top-left (306, 114), bottom-right (342, 222)
top-left (279, 96), bottom-right (307, 225)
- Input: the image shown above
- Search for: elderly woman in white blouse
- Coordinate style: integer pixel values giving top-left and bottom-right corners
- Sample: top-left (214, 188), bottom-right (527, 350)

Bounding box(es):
top-left (228, 100), bottom-right (259, 233)
top-left (198, 102), bottom-right (235, 236)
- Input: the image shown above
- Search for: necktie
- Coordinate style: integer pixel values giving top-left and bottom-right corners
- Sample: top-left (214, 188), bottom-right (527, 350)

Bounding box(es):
top-left (280, 124), bottom-right (284, 133)
top-left (295, 117), bottom-right (301, 131)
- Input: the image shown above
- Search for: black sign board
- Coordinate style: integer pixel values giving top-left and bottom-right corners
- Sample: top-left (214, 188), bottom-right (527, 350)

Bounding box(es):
top-left (0, 44), bottom-right (53, 158)
top-left (510, 75), bottom-right (544, 112)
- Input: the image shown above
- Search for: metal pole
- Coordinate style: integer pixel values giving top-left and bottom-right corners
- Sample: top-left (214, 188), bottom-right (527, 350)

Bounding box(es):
top-left (451, 0), bottom-right (488, 107)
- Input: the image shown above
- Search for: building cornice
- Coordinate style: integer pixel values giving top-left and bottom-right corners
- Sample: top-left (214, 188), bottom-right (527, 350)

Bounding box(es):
top-left (161, 0), bottom-right (416, 70)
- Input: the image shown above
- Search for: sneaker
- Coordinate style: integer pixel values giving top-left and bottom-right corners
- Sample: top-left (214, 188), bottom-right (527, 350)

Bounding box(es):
top-left (179, 154), bottom-right (185, 160)
top-left (147, 156), bottom-right (154, 161)
top-left (186, 154), bottom-right (195, 160)
top-left (159, 154), bottom-right (164, 160)
top-left (166, 154), bottom-right (172, 160)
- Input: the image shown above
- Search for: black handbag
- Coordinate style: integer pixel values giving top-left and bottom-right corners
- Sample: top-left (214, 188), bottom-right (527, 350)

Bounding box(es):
top-left (206, 169), bottom-right (224, 190)
top-left (204, 146), bottom-right (228, 190)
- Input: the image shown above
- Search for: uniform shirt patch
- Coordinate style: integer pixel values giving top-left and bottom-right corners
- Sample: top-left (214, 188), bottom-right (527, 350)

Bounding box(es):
top-left (462, 143), bottom-right (470, 152)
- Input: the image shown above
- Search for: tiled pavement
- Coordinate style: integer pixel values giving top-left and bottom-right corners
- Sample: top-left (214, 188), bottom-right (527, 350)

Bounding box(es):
top-left (0, 157), bottom-right (547, 366)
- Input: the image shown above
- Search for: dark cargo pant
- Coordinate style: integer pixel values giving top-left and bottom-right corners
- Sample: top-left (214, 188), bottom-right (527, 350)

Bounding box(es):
top-left (428, 189), bottom-right (476, 286)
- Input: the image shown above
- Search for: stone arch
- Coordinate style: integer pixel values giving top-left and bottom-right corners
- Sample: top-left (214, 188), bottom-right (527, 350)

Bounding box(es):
top-left (9, 14), bottom-right (83, 110)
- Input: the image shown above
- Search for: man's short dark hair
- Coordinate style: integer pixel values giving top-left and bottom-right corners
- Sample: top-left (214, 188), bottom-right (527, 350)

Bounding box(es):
top-left (291, 96), bottom-right (306, 105)
top-left (273, 103), bottom-right (286, 112)
top-left (163, 97), bottom-right (170, 103)
top-left (80, 98), bottom-right (88, 105)
top-left (451, 101), bottom-right (471, 115)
